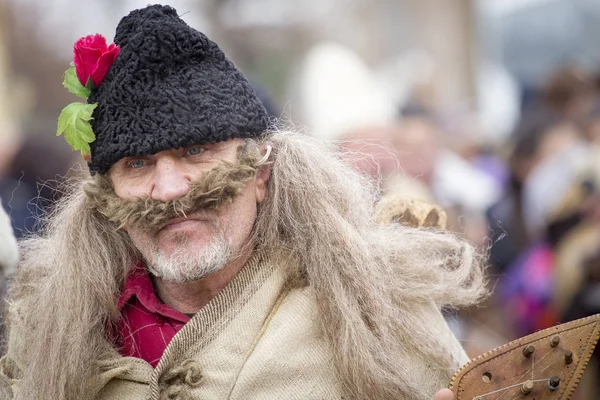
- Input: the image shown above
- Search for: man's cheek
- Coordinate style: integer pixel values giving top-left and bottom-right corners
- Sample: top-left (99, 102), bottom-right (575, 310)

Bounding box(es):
top-left (127, 229), bottom-right (154, 253)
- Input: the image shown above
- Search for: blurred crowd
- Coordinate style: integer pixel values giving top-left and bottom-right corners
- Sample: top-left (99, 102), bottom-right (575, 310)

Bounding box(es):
top-left (2, 0), bottom-right (600, 398)
top-left (365, 66), bottom-right (600, 398)
top-left (324, 64), bottom-right (600, 334)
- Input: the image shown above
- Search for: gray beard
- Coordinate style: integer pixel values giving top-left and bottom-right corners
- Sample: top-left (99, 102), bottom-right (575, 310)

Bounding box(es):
top-left (146, 231), bottom-right (233, 283)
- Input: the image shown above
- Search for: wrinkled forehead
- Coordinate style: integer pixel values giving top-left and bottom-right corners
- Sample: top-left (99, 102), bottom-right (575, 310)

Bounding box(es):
top-left (119, 138), bottom-right (240, 161)
top-left (105, 138), bottom-right (262, 179)
top-left (87, 137), bottom-right (263, 195)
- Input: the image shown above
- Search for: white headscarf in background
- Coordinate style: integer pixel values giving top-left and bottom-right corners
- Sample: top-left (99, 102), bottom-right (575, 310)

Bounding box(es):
top-left (298, 42), bottom-right (397, 141)
top-left (522, 141), bottom-right (591, 239)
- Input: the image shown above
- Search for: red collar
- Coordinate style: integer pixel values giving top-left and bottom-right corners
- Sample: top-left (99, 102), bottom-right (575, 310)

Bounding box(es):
top-left (118, 262), bottom-right (190, 324)
top-left (117, 262), bottom-right (191, 366)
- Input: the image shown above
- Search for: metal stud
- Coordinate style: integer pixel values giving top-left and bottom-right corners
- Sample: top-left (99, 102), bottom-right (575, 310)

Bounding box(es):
top-left (550, 335), bottom-right (560, 347)
top-left (548, 376), bottom-right (561, 390)
top-left (523, 345), bottom-right (535, 357)
top-left (481, 372), bottom-right (491, 383)
top-left (565, 350), bottom-right (573, 364)
top-left (521, 380), bottom-right (534, 394)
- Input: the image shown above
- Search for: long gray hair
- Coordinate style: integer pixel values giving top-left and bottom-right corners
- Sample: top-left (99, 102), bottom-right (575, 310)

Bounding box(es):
top-left (5, 129), bottom-right (486, 399)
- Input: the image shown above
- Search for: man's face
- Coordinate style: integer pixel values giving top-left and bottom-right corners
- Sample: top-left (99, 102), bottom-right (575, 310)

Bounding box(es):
top-left (108, 139), bottom-right (269, 282)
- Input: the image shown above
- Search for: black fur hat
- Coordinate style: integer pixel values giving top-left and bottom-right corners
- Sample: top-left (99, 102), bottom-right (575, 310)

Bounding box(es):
top-left (88, 4), bottom-right (268, 174)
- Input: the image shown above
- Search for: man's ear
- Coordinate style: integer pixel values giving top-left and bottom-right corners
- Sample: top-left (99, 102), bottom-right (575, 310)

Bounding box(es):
top-left (255, 165), bottom-right (271, 204)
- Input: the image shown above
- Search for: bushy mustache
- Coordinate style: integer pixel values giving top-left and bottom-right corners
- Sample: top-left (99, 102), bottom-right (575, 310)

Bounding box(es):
top-left (83, 155), bottom-right (259, 232)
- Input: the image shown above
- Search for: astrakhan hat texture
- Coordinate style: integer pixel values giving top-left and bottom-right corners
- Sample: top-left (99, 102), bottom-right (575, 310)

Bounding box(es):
top-left (88, 4), bottom-right (269, 174)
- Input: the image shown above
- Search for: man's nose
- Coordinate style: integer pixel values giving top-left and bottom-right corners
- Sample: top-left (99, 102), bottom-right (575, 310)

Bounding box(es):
top-left (150, 160), bottom-right (190, 202)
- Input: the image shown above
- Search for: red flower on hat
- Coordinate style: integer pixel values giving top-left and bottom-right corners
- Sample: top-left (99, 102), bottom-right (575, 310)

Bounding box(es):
top-left (73, 34), bottom-right (120, 88)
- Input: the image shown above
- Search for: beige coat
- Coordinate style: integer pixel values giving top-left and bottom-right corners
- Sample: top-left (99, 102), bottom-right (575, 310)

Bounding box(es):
top-left (0, 252), bottom-right (468, 399)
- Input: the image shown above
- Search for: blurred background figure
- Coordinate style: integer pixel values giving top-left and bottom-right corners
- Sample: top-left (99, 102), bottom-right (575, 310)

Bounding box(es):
top-left (0, 202), bottom-right (18, 345)
top-left (0, 135), bottom-right (76, 237)
top-left (4, 0), bottom-right (600, 397)
top-left (0, 200), bottom-right (18, 284)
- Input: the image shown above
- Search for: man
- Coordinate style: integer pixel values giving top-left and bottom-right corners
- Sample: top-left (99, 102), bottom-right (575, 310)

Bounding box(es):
top-left (0, 5), bottom-right (485, 400)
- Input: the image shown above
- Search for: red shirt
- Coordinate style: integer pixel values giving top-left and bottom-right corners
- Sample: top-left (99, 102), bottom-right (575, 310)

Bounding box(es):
top-left (118, 263), bottom-right (191, 367)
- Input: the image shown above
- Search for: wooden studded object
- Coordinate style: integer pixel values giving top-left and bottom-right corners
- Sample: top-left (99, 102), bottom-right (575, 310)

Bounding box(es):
top-left (449, 314), bottom-right (600, 400)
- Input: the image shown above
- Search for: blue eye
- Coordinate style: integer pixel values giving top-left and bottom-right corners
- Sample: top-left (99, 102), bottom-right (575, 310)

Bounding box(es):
top-left (128, 159), bottom-right (146, 169)
top-left (187, 146), bottom-right (204, 156)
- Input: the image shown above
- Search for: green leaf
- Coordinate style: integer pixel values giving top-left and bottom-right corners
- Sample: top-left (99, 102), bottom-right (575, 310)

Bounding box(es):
top-left (63, 62), bottom-right (90, 99)
top-left (56, 102), bottom-right (98, 155)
